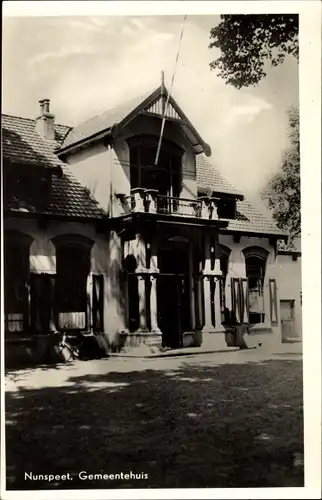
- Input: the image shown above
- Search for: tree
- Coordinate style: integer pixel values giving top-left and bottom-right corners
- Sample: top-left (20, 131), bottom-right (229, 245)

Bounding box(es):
top-left (261, 107), bottom-right (300, 242)
top-left (209, 15), bottom-right (299, 88)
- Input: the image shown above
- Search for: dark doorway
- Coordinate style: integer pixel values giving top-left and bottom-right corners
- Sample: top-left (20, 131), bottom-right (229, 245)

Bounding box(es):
top-left (157, 244), bottom-right (191, 348)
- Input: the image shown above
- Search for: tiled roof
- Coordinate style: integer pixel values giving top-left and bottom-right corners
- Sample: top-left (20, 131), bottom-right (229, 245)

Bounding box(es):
top-left (2, 114), bottom-right (105, 219)
top-left (196, 155), bottom-right (244, 198)
top-left (2, 111), bottom-right (288, 236)
top-left (196, 154), bottom-right (287, 238)
top-left (60, 86), bottom-right (211, 156)
top-left (2, 114), bottom-right (69, 169)
top-left (61, 90), bottom-right (154, 150)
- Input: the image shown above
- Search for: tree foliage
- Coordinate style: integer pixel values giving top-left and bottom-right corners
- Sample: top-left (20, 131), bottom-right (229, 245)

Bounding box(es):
top-left (261, 107), bottom-right (300, 241)
top-left (209, 15), bottom-right (299, 88)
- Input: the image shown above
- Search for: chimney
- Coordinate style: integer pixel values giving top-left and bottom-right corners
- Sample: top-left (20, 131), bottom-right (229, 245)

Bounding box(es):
top-left (36, 98), bottom-right (55, 140)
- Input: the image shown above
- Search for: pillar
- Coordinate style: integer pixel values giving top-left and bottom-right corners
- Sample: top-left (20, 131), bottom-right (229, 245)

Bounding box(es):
top-left (148, 240), bottom-right (161, 335)
top-left (137, 275), bottom-right (149, 332)
top-left (149, 275), bottom-right (161, 333)
top-left (214, 277), bottom-right (223, 331)
top-left (201, 233), bottom-right (216, 333)
top-left (134, 233), bottom-right (149, 333)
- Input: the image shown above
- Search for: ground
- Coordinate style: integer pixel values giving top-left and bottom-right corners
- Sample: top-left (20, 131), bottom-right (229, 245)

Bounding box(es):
top-left (5, 344), bottom-right (303, 490)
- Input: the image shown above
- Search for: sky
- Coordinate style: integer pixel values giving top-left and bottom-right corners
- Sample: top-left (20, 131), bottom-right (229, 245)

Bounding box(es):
top-left (2, 15), bottom-right (299, 205)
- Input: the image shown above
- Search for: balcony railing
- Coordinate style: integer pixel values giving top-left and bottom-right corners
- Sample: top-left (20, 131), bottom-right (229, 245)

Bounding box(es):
top-left (118, 188), bottom-right (220, 220)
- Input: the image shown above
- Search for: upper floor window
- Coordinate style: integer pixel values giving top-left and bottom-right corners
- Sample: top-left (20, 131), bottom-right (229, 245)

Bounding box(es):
top-left (216, 198), bottom-right (237, 219)
top-left (128, 135), bottom-right (183, 197)
top-left (242, 246), bottom-right (269, 324)
top-left (4, 165), bottom-right (52, 212)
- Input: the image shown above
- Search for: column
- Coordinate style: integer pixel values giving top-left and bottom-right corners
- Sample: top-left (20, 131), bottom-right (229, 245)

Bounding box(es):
top-left (149, 275), bottom-right (161, 333)
top-left (134, 233), bottom-right (149, 333)
top-left (201, 233), bottom-right (216, 333)
top-left (148, 240), bottom-right (161, 334)
top-left (137, 275), bottom-right (149, 332)
top-left (214, 277), bottom-right (223, 331)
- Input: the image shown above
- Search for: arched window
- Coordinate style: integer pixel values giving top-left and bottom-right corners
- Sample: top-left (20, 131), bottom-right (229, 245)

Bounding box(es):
top-left (52, 235), bottom-right (94, 331)
top-left (4, 231), bottom-right (33, 333)
top-left (242, 246), bottom-right (269, 324)
top-left (127, 135), bottom-right (183, 199)
top-left (123, 255), bottom-right (139, 333)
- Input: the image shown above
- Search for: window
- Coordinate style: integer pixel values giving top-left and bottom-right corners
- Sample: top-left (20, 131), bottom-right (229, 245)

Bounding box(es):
top-left (4, 165), bottom-right (52, 211)
top-left (4, 231), bottom-right (33, 333)
top-left (53, 235), bottom-right (93, 330)
top-left (216, 198), bottom-right (237, 219)
top-left (242, 247), bottom-right (269, 324)
top-left (128, 135), bottom-right (182, 198)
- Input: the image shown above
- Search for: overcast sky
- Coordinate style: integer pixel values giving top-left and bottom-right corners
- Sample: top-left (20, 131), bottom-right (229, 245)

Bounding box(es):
top-left (3, 15), bottom-right (299, 203)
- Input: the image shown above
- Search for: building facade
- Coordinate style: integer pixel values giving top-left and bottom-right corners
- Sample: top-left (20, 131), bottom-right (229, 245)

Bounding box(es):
top-left (3, 87), bottom-right (288, 364)
top-left (277, 239), bottom-right (302, 342)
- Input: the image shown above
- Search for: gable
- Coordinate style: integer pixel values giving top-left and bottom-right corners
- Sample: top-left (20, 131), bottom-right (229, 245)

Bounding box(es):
top-left (59, 86), bottom-right (211, 157)
top-left (143, 95), bottom-right (181, 120)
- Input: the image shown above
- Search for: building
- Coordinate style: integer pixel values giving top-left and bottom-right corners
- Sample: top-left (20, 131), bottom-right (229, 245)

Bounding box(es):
top-left (3, 85), bottom-right (288, 364)
top-left (277, 238), bottom-right (302, 342)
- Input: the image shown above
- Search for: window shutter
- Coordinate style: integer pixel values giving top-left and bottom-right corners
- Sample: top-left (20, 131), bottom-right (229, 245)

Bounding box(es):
top-left (231, 278), bottom-right (242, 323)
top-left (92, 275), bottom-right (104, 333)
top-left (269, 279), bottom-right (278, 325)
top-left (240, 278), bottom-right (249, 324)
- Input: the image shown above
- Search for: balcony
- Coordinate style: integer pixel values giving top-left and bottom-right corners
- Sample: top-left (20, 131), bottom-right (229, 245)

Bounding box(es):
top-left (116, 188), bottom-right (220, 221)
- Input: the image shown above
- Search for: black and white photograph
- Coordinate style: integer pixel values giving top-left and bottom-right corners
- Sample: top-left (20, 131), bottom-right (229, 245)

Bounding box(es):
top-left (1, 1), bottom-right (321, 498)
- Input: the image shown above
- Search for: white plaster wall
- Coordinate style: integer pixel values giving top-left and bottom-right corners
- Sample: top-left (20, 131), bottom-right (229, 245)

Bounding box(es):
top-left (181, 148), bottom-right (197, 199)
top-left (218, 234), bottom-right (280, 336)
top-left (110, 137), bottom-right (131, 217)
top-left (277, 254), bottom-right (302, 338)
top-left (4, 218), bottom-right (125, 341)
top-left (65, 143), bottom-right (111, 213)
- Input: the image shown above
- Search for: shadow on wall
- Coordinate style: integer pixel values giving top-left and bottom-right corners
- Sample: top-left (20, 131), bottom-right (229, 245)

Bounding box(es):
top-left (5, 359), bottom-right (304, 490)
top-left (93, 230), bottom-right (127, 353)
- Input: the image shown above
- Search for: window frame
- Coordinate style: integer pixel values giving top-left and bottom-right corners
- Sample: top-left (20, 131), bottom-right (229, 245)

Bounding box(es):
top-left (242, 246), bottom-right (269, 325)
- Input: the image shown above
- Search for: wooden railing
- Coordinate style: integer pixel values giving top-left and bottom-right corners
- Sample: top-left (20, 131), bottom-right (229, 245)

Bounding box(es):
top-left (118, 188), bottom-right (220, 220)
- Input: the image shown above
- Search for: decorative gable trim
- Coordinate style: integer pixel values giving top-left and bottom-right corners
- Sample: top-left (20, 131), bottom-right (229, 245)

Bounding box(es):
top-left (143, 95), bottom-right (182, 121)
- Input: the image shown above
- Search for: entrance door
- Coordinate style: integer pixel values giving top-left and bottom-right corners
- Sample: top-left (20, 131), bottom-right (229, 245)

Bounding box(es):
top-left (157, 245), bottom-right (191, 348)
top-left (280, 299), bottom-right (296, 341)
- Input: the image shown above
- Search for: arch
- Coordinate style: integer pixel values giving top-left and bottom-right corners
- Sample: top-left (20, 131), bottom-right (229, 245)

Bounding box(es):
top-left (4, 230), bottom-right (34, 248)
top-left (126, 134), bottom-right (184, 156)
top-left (242, 247), bottom-right (268, 325)
top-left (51, 233), bottom-right (94, 251)
top-left (242, 246), bottom-right (269, 261)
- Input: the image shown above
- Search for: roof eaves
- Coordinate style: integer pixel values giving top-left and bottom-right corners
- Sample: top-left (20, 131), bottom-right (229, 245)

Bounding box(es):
top-left (57, 126), bottom-right (113, 156)
top-left (168, 96), bottom-right (211, 157)
top-left (221, 226), bottom-right (288, 241)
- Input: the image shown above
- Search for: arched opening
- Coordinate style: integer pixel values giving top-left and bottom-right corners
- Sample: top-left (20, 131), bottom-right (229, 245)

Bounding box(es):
top-left (52, 235), bottom-right (94, 331)
top-left (4, 231), bottom-right (33, 333)
top-left (128, 135), bottom-right (183, 200)
top-left (242, 246), bottom-right (269, 325)
top-left (123, 255), bottom-right (139, 333)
